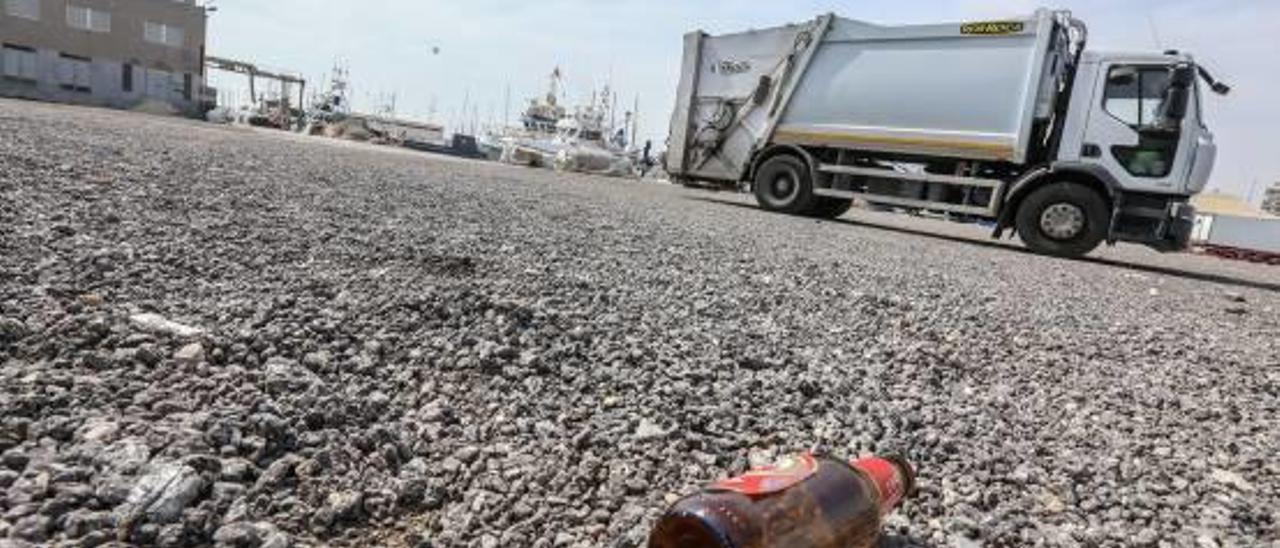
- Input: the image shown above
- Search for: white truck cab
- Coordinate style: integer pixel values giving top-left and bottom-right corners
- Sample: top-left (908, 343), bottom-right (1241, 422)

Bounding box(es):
top-left (1035, 49), bottom-right (1224, 252)
top-left (665, 11), bottom-right (1230, 258)
top-left (1061, 52), bottom-right (1216, 195)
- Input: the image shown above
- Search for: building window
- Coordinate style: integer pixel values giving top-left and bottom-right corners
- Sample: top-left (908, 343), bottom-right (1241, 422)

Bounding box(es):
top-left (122, 63), bottom-right (133, 92)
top-left (182, 73), bottom-right (192, 100)
top-left (67, 5), bottom-right (111, 33)
top-left (57, 53), bottom-right (91, 93)
top-left (4, 0), bottom-right (40, 20)
top-left (144, 22), bottom-right (184, 47)
top-left (2, 44), bottom-right (38, 82)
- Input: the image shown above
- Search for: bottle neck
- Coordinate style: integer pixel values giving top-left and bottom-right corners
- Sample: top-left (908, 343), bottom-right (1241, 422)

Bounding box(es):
top-left (850, 456), bottom-right (915, 515)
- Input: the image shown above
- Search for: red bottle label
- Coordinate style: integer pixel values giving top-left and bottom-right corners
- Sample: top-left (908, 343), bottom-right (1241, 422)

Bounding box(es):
top-left (851, 457), bottom-right (906, 515)
top-left (707, 453), bottom-right (819, 496)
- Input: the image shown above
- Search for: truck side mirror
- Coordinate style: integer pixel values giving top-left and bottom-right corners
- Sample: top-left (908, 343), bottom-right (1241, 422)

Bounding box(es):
top-left (1162, 64), bottom-right (1195, 123)
top-left (1167, 88), bottom-right (1182, 122)
top-left (1170, 64), bottom-right (1195, 88)
top-left (1163, 85), bottom-right (1190, 122)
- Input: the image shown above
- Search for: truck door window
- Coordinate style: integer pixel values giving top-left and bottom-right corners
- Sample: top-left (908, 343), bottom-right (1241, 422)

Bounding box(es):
top-left (1104, 67), bottom-right (1171, 128)
top-left (1103, 66), bottom-right (1178, 178)
top-left (1104, 69), bottom-right (1141, 126)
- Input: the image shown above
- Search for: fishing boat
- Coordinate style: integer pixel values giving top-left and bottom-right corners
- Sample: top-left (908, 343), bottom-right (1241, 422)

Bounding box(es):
top-left (489, 68), bottom-right (638, 177)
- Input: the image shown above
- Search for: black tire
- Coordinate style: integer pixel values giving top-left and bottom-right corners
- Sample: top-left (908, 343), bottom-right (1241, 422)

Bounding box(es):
top-left (808, 197), bottom-right (854, 219)
top-left (753, 155), bottom-right (817, 214)
top-left (1015, 182), bottom-right (1109, 258)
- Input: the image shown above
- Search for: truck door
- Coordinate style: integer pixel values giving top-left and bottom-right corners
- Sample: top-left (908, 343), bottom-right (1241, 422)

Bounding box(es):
top-left (1079, 63), bottom-right (1198, 194)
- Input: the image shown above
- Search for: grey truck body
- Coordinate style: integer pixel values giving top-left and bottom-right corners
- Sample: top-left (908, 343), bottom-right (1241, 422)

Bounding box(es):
top-left (666, 10), bottom-right (1226, 257)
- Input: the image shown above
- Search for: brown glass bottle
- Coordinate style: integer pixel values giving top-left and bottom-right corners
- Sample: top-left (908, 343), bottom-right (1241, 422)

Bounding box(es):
top-left (648, 454), bottom-right (915, 548)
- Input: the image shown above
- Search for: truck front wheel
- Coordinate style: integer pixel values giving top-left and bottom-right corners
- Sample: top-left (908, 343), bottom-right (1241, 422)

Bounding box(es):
top-left (1015, 182), bottom-right (1109, 258)
top-left (753, 155), bottom-right (818, 214)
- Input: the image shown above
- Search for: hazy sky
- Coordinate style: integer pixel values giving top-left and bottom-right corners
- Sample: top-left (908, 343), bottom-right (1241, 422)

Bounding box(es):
top-left (205, 0), bottom-right (1276, 201)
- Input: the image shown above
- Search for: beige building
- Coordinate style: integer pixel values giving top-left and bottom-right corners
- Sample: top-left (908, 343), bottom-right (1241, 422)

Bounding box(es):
top-left (0, 0), bottom-right (208, 115)
top-left (1192, 190), bottom-right (1275, 219)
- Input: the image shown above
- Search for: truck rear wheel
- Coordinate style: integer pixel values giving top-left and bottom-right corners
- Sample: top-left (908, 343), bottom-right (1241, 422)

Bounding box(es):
top-left (753, 155), bottom-right (817, 214)
top-left (1015, 182), bottom-right (1109, 258)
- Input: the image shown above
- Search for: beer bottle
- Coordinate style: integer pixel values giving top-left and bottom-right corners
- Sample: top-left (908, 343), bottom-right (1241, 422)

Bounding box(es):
top-left (648, 453), bottom-right (916, 548)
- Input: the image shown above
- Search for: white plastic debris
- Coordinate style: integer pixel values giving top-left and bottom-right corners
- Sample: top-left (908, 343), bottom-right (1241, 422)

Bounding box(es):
top-left (130, 313), bottom-right (204, 338)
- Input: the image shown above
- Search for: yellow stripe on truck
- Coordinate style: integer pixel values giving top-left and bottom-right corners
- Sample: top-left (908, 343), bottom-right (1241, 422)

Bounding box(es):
top-left (773, 129), bottom-right (1015, 160)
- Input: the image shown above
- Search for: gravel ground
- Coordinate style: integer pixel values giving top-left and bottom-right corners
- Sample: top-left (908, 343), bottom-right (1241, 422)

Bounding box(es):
top-left (1, 98), bottom-right (1277, 548)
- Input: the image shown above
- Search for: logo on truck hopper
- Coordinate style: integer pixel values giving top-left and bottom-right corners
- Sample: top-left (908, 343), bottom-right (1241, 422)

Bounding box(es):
top-left (711, 59), bottom-right (753, 75)
top-left (960, 21), bottom-right (1025, 35)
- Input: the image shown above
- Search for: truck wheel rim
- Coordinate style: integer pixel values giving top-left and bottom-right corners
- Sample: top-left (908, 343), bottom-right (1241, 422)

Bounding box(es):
top-left (769, 174), bottom-right (799, 204)
top-left (1039, 203), bottom-right (1086, 240)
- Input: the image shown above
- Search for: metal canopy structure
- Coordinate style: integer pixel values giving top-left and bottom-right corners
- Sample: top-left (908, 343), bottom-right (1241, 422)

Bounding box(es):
top-left (206, 55), bottom-right (306, 109)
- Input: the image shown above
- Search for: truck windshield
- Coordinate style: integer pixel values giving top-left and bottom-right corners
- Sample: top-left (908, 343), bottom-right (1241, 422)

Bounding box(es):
top-left (1103, 67), bottom-right (1171, 129)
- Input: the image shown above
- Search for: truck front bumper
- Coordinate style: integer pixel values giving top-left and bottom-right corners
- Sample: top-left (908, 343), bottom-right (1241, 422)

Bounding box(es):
top-left (1164, 202), bottom-right (1196, 251)
top-left (1113, 199), bottom-right (1195, 253)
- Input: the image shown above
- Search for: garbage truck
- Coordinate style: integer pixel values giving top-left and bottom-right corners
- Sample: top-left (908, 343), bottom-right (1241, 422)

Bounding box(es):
top-left (665, 10), bottom-right (1230, 257)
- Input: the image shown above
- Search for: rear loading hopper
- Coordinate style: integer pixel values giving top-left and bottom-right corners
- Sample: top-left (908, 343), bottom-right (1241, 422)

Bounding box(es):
top-left (667, 10), bottom-right (1069, 182)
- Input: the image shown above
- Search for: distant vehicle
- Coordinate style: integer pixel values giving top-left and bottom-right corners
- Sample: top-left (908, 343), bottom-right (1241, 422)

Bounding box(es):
top-left (665, 10), bottom-right (1230, 258)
